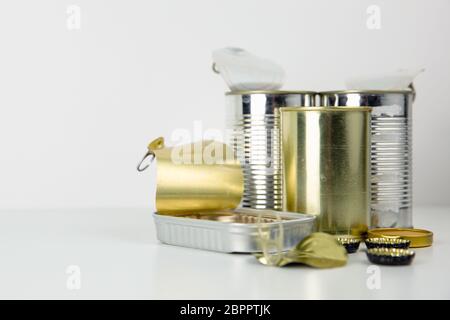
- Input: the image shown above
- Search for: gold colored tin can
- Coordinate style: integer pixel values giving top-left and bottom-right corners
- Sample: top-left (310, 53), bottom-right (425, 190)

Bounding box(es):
top-left (281, 107), bottom-right (371, 236)
top-left (320, 90), bottom-right (414, 228)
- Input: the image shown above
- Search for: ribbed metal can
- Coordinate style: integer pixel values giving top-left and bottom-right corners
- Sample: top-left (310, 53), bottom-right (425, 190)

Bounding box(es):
top-left (320, 90), bottom-right (414, 228)
top-left (225, 91), bottom-right (316, 210)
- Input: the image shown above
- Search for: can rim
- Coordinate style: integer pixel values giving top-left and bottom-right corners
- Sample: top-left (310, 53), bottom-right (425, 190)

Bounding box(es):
top-left (281, 106), bottom-right (372, 112)
top-left (367, 228), bottom-right (433, 248)
top-left (225, 90), bottom-right (317, 96)
top-left (153, 210), bottom-right (316, 227)
top-left (320, 89), bottom-right (413, 95)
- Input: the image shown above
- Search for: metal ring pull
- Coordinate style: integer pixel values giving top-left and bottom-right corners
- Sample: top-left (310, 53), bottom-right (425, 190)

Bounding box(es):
top-left (211, 62), bottom-right (220, 74)
top-left (256, 209), bottom-right (284, 266)
top-left (137, 151), bottom-right (155, 172)
top-left (136, 137), bottom-right (165, 172)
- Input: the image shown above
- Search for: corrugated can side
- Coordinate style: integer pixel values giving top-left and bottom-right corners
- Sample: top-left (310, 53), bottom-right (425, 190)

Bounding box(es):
top-left (225, 91), bottom-right (316, 210)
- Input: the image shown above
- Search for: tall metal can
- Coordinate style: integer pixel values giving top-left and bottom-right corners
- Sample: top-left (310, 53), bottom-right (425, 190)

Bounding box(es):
top-left (226, 91), bottom-right (316, 210)
top-left (320, 90), bottom-right (414, 228)
top-left (280, 107), bottom-right (371, 236)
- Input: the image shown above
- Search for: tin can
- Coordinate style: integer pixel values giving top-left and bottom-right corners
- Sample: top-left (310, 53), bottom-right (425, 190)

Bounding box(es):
top-left (320, 90), bottom-right (414, 228)
top-left (138, 138), bottom-right (317, 253)
top-left (225, 90), bottom-right (316, 210)
top-left (280, 107), bottom-right (371, 236)
top-left (153, 209), bottom-right (316, 253)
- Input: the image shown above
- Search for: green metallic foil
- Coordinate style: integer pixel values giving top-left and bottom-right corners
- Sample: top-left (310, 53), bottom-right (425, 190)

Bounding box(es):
top-left (256, 232), bottom-right (348, 268)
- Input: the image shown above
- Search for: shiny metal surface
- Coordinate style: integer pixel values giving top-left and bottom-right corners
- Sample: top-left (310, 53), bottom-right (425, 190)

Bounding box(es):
top-left (153, 209), bottom-right (316, 253)
top-left (320, 91), bottom-right (413, 228)
top-left (142, 137), bottom-right (243, 215)
top-left (226, 91), bottom-right (316, 210)
top-left (281, 107), bottom-right (371, 236)
top-left (367, 228), bottom-right (433, 248)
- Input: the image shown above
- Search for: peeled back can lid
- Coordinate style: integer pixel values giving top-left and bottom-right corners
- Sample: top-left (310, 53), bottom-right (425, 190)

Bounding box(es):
top-left (367, 228), bottom-right (433, 248)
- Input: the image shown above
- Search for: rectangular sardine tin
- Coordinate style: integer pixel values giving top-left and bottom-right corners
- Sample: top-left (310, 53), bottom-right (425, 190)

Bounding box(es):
top-left (153, 208), bottom-right (315, 253)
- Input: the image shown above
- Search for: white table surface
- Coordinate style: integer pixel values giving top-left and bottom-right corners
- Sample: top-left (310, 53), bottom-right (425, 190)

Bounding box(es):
top-left (0, 206), bottom-right (448, 299)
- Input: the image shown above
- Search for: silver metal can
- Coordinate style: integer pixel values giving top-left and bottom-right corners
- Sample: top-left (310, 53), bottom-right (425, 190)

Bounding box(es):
top-left (320, 90), bottom-right (414, 228)
top-left (225, 91), bottom-right (316, 210)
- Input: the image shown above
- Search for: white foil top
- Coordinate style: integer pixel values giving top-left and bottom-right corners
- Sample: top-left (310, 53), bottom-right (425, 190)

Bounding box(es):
top-left (345, 68), bottom-right (424, 90)
top-left (212, 47), bottom-right (285, 91)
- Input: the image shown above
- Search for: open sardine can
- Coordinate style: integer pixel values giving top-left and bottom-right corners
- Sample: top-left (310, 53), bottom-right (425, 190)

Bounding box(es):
top-left (137, 137), bottom-right (315, 253)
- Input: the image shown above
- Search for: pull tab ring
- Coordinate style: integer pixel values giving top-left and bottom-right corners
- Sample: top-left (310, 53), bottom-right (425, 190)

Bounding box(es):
top-left (212, 62), bottom-right (220, 74)
top-left (137, 151), bottom-right (155, 172)
top-left (136, 137), bottom-right (165, 172)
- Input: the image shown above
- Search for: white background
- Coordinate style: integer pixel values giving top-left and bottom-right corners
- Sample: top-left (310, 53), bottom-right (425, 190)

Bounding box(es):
top-left (0, 0), bottom-right (449, 210)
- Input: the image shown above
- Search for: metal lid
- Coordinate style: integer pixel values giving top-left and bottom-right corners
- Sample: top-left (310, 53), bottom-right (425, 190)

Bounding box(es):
top-left (368, 228), bottom-right (433, 248)
top-left (320, 89), bottom-right (413, 95)
top-left (138, 137), bottom-right (244, 215)
top-left (281, 106), bottom-right (372, 112)
top-left (225, 90), bottom-right (317, 96)
top-left (320, 83), bottom-right (417, 102)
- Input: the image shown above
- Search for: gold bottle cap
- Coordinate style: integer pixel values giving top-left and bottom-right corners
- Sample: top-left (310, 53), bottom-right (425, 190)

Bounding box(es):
top-left (367, 228), bottom-right (433, 248)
